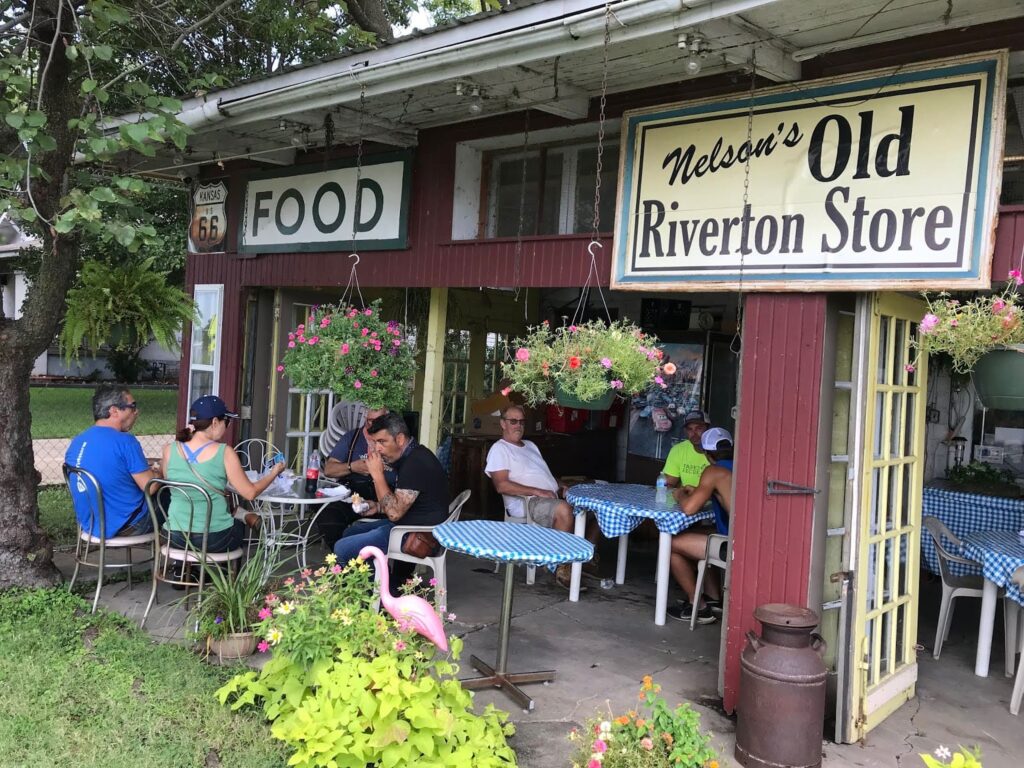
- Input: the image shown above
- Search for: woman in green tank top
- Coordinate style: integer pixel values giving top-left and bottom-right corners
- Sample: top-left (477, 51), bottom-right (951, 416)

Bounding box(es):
top-left (161, 395), bottom-right (285, 552)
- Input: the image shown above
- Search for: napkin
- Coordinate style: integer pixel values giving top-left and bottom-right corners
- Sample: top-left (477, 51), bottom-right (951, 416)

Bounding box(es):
top-left (316, 484), bottom-right (352, 499)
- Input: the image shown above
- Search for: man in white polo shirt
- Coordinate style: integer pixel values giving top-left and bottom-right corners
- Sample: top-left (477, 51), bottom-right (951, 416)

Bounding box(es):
top-left (485, 404), bottom-right (598, 587)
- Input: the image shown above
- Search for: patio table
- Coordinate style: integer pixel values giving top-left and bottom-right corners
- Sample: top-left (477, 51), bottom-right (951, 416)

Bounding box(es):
top-left (251, 491), bottom-right (333, 571)
top-left (961, 530), bottom-right (1024, 678)
top-left (565, 483), bottom-right (714, 626)
top-left (433, 519), bottom-right (593, 712)
top-left (921, 485), bottom-right (1024, 577)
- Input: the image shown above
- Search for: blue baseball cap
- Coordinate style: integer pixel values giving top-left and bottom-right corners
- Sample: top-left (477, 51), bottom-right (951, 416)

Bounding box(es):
top-left (189, 395), bottom-right (238, 420)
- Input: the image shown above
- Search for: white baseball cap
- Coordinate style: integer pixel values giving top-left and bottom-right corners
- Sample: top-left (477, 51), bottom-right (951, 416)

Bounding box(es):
top-left (701, 427), bottom-right (733, 451)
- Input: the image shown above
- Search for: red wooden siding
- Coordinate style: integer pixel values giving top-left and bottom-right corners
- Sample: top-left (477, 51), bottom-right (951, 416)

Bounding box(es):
top-left (993, 206), bottom-right (1024, 279)
top-left (722, 293), bottom-right (828, 713)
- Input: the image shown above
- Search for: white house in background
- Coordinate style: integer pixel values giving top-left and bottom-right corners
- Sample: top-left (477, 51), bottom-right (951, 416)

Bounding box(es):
top-left (0, 214), bottom-right (179, 380)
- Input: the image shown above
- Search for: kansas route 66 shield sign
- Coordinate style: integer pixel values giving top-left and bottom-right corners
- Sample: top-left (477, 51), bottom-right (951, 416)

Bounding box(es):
top-left (188, 181), bottom-right (227, 253)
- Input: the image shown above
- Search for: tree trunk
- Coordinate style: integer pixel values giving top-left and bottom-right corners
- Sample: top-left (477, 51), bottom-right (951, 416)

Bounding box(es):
top-left (0, 349), bottom-right (60, 588)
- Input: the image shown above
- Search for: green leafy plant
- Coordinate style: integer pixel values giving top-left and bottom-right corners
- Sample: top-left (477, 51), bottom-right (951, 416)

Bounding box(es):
top-left (946, 460), bottom-right (1015, 487)
top-left (912, 270), bottom-right (1024, 374)
top-left (217, 555), bottom-right (516, 767)
top-left (501, 319), bottom-right (664, 406)
top-left (190, 544), bottom-right (277, 642)
top-left (59, 257), bottom-right (197, 381)
top-left (920, 745), bottom-right (982, 768)
top-left (280, 299), bottom-right (417, 409)
top-left (570, 676), bottom-right (718, 768)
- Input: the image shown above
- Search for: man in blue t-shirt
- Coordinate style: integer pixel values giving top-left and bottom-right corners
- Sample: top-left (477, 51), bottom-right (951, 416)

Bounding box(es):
top-left (666, 427), bottom-right (734, 626)
top-left (65, 384), bottom-right (162, 538)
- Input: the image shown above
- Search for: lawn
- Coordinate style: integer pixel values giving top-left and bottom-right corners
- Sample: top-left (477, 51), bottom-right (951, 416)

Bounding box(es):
top-left (38, 485), bottom-right (78, 548)
top-left (0, 588), bottom-right (287, 768)
top-left (31, 387), bottom-right (179, 439)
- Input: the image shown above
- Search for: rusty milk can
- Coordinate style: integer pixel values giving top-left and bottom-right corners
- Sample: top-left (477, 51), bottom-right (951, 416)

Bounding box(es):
top-left (735, 604), bottom-right (827, 768)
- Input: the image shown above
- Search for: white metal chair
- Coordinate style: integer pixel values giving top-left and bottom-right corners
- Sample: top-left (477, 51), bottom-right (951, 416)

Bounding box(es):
top-left (691, 533), bottom-right (729, 630)
top-left (385, 489), bottom-right (471, 611)
top-left (922, 516), bottom-right (989, 659)
top-left (318, 401), bottom-right (368, 457)
top-left (63, 464), bottom-right (155, 613)
top-left (140, 478), bottom-right (244, 628)
top-left (234, 438), bottom-right (282, 474)
top-left (1010, 568), bottom-right (1024, 715)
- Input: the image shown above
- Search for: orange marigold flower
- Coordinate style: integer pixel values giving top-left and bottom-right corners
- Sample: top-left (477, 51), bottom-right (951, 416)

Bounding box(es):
top-left (662, 732), bottom-right (674, 745)
top-left (615, 716), bottom-right (630, 726)
top-left (641, 675), bottom-right (653, 690)
top-left (635, 718), bottom-right (646, 728)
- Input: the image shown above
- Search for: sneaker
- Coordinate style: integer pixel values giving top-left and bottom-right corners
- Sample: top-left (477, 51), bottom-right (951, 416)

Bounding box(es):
top-left (705, 598), bottom-right (723, 617)
top-left (667, 603), bottom-right (717, 625)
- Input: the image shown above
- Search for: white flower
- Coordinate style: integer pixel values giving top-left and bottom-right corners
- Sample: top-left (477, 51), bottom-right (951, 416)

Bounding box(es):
top-left (599, 721), bottom-right (611, 732)
top-left (934, 746), bottom-right (952, 761)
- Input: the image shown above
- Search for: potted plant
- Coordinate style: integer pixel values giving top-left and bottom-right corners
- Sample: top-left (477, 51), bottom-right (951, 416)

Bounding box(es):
top-left (191, 545), bottom-right (276, 661)
top-left (914, 270), bottom-right (1024, 410)
top-left (501, 318), bottom-right (665, 409)
top-left (216, 555), bottom-right (517, 766)
top-left (569, 675), bottom-right (719, 768)
top-left (279, 299), bottom-right (417, 409)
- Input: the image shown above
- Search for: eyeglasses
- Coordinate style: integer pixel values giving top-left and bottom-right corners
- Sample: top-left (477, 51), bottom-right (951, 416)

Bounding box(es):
top-left (116, 402), bottom-right (139, 411)
top-left (502, 418), bottom-right (527, 426)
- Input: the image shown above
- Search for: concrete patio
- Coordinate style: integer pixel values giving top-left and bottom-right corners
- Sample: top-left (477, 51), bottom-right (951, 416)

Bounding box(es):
top-left (58, 540), bottom-right (1024, 768)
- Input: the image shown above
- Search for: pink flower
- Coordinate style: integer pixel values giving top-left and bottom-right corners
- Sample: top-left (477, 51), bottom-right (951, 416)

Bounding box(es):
top-left (501, 387), bottom-right (511, 396)
top-left (610, 380), bottom-right (623, 389)
top-left (905, 364), bottom-right (915, 373)
top-left (949, 318), bottom-right (959, 327)
top-left (568, 325), bottom-right (577, 332)
top-left (394, 640), bottom-right (407, 651)
top-left (600, 357), bottom-right (612, 369)
top-left (393, 339), bottom-right (401, 347)
top-left (307, 337), bottom-right (317, 345)
top-left (258, 607), bottom-right (272, 621)
top-left (362, 327), bottom-right (370, 336)
top-left (370, 370), bottom-right (378, 377)
top-left (354, 380), bottom-right (362, 389)
top-left (919, 313), bottom-right (940, 334)
top-left (365, 308), bottom-right (373, 316)
top-left (429, 577), bottom-right (438, 587)
top-left (588, 761), bottom-right (601, 768)
top-left (663, 362), bottom-right (677, 375)
top-left (288, 332), bottom-right (295, 341)
top-left (297, 324), bottom-right (305, 331)
top-left (593, 739), bottom-right (607, 753)
top-left (1010, 269), bottom-right (1023, 286)
top-left (654, 376), bottom-right (664, 385)
top-left (330, 564), bottom-right (342, 574)
top-left (321, 316), bottom-right (331, 327)
top-left (515, 347), bottom-right (530, 362)
top-left (257, 641), bottom-right (270, 653)
top-left (341, 343), bottom-right (350, 355)
top-left (348, 310), bottom-right (357, 318)
top-left (283, 577), bottom-right (294, 586)
top-left (287, 341), bottom-right (296, 348)
top-left (447, 612), bottom-right (456, 621)
top-left (640, 737), bottom-right (654, 750)
top-left (276, 365), bottom-right (284, 372)
top-left (993, 298), bottom-right (1007, 314)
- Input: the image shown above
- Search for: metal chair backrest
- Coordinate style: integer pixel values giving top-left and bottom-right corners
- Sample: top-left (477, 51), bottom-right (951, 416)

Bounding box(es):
top-left (922, 515), bottom-right (976, 583)
top-left (234, 439), bottom-right (282, 474)
top-left (63, 463), bottom-right (108, 540)
top-left (145, 478), bottom-right (215, 583)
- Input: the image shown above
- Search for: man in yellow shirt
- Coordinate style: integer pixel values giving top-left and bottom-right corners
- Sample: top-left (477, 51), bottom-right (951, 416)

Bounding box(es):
top-left (661, 410), bottom-right (710, 490)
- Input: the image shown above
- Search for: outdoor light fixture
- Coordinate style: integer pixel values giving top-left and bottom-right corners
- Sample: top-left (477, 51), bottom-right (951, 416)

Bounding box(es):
top-left (467, 86), bottom-right (483, 115)
top-left (678, 32), bottom-right (708, 77)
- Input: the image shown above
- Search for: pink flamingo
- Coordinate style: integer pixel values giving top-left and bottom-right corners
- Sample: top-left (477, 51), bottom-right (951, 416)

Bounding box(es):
top-left (358, 545), bottom-right (449, 653)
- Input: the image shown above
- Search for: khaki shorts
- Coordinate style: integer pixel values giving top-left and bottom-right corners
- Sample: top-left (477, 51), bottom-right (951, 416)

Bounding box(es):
top-left (525, 497), bottom-right (561, 528)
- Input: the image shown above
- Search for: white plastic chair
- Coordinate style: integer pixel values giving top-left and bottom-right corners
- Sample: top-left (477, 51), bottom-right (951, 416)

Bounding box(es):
top-left (1010, 567), bottom-right (1024, 715)
top-left (385, 489), bottom-right (471, 611)
top-left (691, 533), bottom-right (729, 630)
top-left (500, 497), bottom-right (540, 585)
top-left (318, 401), bottom-right (368, 457)
top-left (63, 464), bottom-right (155, 613)
top-left (922, 516), bottom-right (988, 659)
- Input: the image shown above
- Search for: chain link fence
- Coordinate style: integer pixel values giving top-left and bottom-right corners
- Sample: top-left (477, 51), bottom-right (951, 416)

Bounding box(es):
top-left (35, 434), bottom-right (174, 486)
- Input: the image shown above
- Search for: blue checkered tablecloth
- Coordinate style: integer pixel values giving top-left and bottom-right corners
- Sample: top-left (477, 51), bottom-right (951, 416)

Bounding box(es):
top-left (961, 530), bottom-right (1024, 607)
top-left (921, 486), bottom-right (1024, 578)
top-left (434, 520), bottom-right (594, 567)
top-left (565, 483), bottom-right (714, 537)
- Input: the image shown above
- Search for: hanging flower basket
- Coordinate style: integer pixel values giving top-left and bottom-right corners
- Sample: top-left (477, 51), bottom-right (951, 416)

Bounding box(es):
top-left (501, 319), bottom-right (665, 407)
top-left (279, 299), bottom-right (417, 410)
top-left (972, 346), bottom-right (1024, 411)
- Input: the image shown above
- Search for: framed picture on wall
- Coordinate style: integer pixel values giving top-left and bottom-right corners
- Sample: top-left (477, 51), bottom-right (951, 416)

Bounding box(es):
top-left (627, 341), bottom-right (705, 460)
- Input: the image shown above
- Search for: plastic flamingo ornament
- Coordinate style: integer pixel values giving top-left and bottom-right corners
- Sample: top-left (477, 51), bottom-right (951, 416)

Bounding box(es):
top-left (358, 546), bottom-right (449, 652)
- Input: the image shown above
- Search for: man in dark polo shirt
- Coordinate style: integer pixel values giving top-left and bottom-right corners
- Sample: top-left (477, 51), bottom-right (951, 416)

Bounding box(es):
top-left (332, 412), bottom-right (449, 570)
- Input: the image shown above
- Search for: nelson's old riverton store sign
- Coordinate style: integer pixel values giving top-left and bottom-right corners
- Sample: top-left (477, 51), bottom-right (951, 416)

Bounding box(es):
top-left (612, 54), bottom-right (1007, 291)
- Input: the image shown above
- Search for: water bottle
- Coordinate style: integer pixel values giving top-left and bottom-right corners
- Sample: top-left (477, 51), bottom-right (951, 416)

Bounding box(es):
top-left (655, 472), bottom-right (669, 505)
top-left (304, 449), bottom-right (320, 496)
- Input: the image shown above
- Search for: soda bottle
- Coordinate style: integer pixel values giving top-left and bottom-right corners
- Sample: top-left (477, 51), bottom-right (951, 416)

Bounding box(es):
top-left (655, 472), bottom-right (669, 505)
top-left (304, 449), bottom-right (321, 496)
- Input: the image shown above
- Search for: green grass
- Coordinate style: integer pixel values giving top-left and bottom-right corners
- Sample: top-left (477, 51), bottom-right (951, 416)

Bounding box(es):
top-left (30, 387), bottom-right (179, 439)
top-left (38, 485), bottom-right (79, 548)
top-left (0, 588), bottom-right (287, 768)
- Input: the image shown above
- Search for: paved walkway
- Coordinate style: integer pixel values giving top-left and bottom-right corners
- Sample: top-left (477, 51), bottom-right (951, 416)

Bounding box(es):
top-left (35, 434), bottom-right (173, 485)
top-left (56, 541), bottom-right (1024, 768)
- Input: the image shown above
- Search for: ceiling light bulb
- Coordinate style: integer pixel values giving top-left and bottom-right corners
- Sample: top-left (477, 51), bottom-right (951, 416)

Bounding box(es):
top-left (685, 53), bottom-right (703, 76)
top-left (467, 100), bottom-right (483, 115)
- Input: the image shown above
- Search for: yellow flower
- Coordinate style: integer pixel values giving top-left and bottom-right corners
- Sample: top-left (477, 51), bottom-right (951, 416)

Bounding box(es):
top-left (708, 762), bottom-right (719, 768)
top-left (641, 675), bottom-right (653, 691)
top-left (325, 553), bottom-right (337, 565)
top-left (266, 628), bottom-right (283, 645)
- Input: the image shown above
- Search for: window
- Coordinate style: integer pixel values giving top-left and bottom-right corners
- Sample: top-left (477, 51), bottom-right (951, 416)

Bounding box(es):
top-left (1001, 84), bottom-right (1024, 205)
top-left (484, 331), bottom-right (512, 394)
top-left (440, 329), bottom-right (472, 441)
top-left (188, 284), bottom-right (223, 404)
top-left (486, 142), bottom-right (619, 237)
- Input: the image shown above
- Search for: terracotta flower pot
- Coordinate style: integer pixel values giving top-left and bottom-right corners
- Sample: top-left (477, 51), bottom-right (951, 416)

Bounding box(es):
top-left (973, 346), bottom-right (1024, 411)
top-left (208, 631), bottom-right (257, 660)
